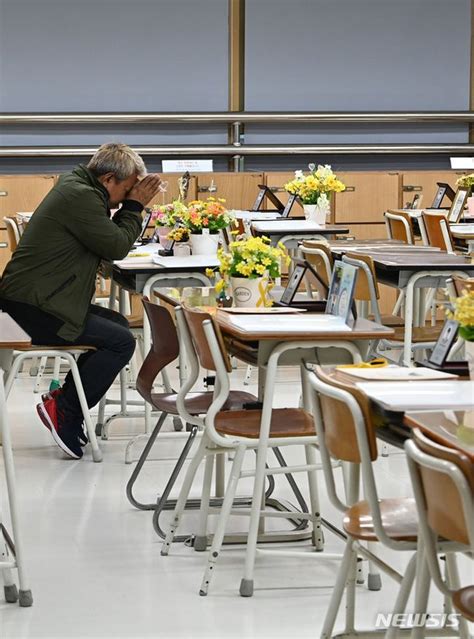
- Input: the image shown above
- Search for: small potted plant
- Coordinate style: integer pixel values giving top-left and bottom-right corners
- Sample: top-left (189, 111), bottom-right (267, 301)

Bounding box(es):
top-left (217, 235), bottom-right (289, 307)
top-left (284, 164), bottom-right (345, 224)
top-left (151, 201), bottom-right (187, 247)
top-left (167, 225), bottom-right (191, 256)
top-left (456, 173), bottom-right (474, 216)
top-left (182, 197), bottom-right (234, 255)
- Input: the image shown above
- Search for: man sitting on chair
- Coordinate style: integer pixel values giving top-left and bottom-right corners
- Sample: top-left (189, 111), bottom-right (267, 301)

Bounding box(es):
top-left (0, 143), bottom-right (161, 459)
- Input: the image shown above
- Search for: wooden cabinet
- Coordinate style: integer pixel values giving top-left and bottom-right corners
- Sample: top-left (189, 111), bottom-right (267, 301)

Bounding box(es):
top-left (333, 172), bottom-right (400, 224)
top-left (0, 229), bottom-right (10, 275)
top-left (195, 172), bottom-right (263, 210)
top-left (0, 175), bottom-right (56, 225)
top-left (343, 223), bottom-right (388, 241)
top-left (399, 171), bottom-right (464, 209)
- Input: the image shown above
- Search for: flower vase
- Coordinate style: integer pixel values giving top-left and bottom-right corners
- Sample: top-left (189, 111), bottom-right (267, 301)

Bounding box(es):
top-left (189, 232), bottom-right (220, 256)
top-left (156, 226), bottom-right (172, 247)
top-left (465, 340), bottom-right (474, 379)
top-left (303, 203), bottom-right (329, 225)
top-left (231, 276), bottom-right (270, 307)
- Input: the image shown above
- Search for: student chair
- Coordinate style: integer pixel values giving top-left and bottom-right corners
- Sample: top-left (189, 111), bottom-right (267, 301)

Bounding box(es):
top-left (405, 429), bottom-right (473, 634)
top-left (306, 366), bottom-right (467, 639)
top-left (342, 252), bottom-right (443, 362)
top-left (4, 345), bottom-right (103, 462)
top-left (125, 298), bottom-right (256, 514)
top-left (384, 209), bottom-right (416, 245)
top-left (161, 305), bottom-right (322, 597)
top-left (421, 212), bottom-right (456, 254)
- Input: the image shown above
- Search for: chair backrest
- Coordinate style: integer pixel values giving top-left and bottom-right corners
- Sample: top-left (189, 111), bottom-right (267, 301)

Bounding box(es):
top-left (344, 252), bottom-right (380, 303)
top-left (313, 366), bottom-right (378, 463)
top-left (408, 428), bottom-right (474, 547)
top-left (136, 298), bottom-right (180, 404)
top-left (182, 305), bottom-right (232, 373)
top-left (384, 210), bottom-right (415, 244)
top-left (451, 275), bottom-right (474, 296)
top-left (421, 211), bottom-right (455, 253)
top-left (300, 240), bottom-right (334, 288)
top-left (4, 216), bottom-right (20, 252)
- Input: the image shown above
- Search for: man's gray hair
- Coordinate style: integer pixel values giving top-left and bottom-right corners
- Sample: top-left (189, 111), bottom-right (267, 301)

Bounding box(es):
top-left (87, 143), bottom-right (147, 181)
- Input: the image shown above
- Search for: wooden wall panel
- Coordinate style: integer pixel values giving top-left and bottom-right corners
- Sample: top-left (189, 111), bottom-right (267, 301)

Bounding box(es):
top-left (263, 172), bottom-right (305, 217)
top-left (0, 175), bottom-right (56, 228)
top-left (333, 172), bottom-right (400, 223)
top-left (195, 172), bottom-right (263, 210)
top-left (400, 171), bottom-right (465, 209)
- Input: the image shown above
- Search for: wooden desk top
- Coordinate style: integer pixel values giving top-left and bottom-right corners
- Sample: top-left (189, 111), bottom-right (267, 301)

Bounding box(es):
top-left (364, 252), bottom-right (474, 272)
top-left (251, 220), bottom-right (348, 235)
top-left (215, 312), bottom-right (394, 342)
top-left (0, 313), bottom-right (31, 348)
top-left (404, 412), bottom-right (474, 461)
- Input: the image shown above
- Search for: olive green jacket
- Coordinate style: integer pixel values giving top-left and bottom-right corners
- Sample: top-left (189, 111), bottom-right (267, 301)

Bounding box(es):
top-left (0, 165), bottom-right (142, 340)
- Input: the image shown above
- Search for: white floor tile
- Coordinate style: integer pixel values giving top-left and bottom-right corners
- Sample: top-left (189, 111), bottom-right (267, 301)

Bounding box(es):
top-left (1, 367), bottom-right (472, 638)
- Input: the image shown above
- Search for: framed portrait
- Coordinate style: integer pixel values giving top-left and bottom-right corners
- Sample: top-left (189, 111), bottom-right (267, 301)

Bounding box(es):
top-left (428, 319), bottom-right (459, 367)
top-left (447, 187), bottom-right (469, 223)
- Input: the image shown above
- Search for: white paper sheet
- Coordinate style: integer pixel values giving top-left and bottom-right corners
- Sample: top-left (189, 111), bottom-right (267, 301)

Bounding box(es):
top-left (356, 380), bottom-right (474, 411)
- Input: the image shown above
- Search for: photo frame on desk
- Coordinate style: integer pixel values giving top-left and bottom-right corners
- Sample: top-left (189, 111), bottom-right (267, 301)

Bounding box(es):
top-left (136, 208), bottom-right (152, 243)
top-left (276, 258), bottom-right (328, 311)
top-left (326, 260), bottom-right (358, 324)
top-left (428, 319), bottom-right (459, 367)
top-left (448, 187), bottom-right (469, 223)
top-left (431, 182), bottom-right (456, 209)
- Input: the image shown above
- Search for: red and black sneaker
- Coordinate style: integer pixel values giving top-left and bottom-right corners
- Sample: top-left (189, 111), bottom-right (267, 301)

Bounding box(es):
top-left (36, 398), bottom-right (83, 460)
top-left (41, 388), bottom-right (62, 403)
top-left (39, 389), bottom-right (88, 447)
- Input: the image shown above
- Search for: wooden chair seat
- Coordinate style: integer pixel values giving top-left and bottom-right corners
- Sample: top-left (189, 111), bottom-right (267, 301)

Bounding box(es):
top-left (150, 390), bottom-right (257, 416)
top-left (369, 313), bottom-right (405, 327)
top-left (452, 585), bottom-right (474, 622)
top-left (14, 344), bottom-right (97, 352)
top-left (215, 408), bottom-right (315, 439)
top-left (392, 324), bottom-right (443, 343)
top-left (128, 315), bottom-right (144, 329)
top-left (343, 498), bottom-right (418, 542)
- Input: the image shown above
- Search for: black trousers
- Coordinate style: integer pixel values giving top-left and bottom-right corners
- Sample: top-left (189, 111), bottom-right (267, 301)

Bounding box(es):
top-left (0, 298), bottom-right (136, 426)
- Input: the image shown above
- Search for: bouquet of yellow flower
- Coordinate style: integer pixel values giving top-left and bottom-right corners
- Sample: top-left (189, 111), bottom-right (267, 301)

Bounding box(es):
top-left (216, 234), bottom-right (289, 288)
top-left (284, 164), bottom-right (345, 205)
top-left (451, 289), bottom-right (474, 341)
top-left (166, 226), bottom-right (189, 242)
top-left (151, 201), bottom-right (188, 227)
top-left (456, 173), bottom-right (474, 191)
top-left (181, 197), bottom-right (234, 234)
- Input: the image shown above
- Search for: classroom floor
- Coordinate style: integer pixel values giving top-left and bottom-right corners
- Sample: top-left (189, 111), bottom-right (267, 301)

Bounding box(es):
top-left (1, 364), bottom-right (471, 639)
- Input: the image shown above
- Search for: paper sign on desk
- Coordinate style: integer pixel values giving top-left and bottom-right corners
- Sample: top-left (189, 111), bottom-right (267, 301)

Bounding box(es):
top-left (450, 157), bottom-right (474, 170)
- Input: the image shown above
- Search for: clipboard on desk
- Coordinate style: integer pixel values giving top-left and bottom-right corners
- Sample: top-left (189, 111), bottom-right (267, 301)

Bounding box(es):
top-left (252, 185), bottom-right (298, 218)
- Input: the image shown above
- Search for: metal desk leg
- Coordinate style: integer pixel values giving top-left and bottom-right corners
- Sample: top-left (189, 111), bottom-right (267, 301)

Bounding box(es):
top-left (0, 369), bottom-right (33, 606)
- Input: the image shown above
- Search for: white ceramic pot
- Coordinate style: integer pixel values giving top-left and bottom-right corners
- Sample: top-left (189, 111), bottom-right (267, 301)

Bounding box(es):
top-left (231, 276), bottom-right (269, 307)
top-left (173, 242), bottom-right (191, 257)
top-left (189, 232), bottom-right (219, 255)
top-left (465, 340), bottom-right (474, 379)
top-left (303, 204), bottom-right (328, 224)
top-left (156, 226), bottom-right (172, 247)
